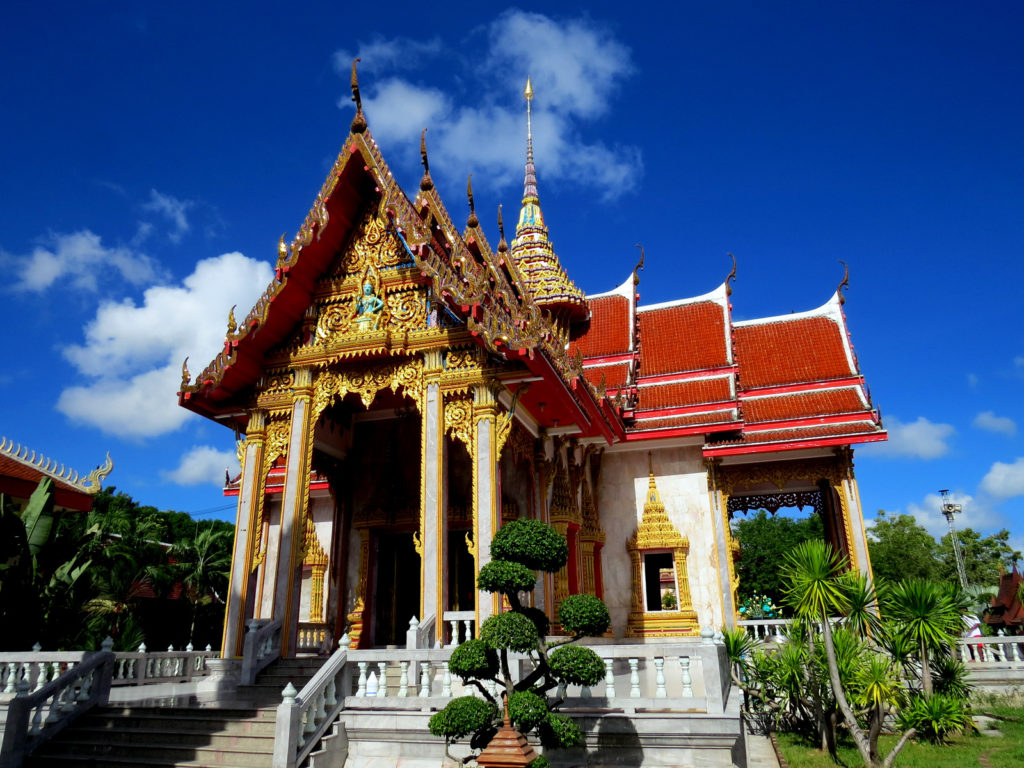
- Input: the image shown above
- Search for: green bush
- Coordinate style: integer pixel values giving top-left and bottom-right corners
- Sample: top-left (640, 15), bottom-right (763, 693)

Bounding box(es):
top-left (449, 638), bottom-right (498, 681)
top-left (527, 757), bottom-right (550, 768)
top-left (478, 559), bottom-right (537, 594)
top-left (549, 645), bottom-right (605, 687)
top-left (429, 696), bottom-right (498, 740)
top-left (539, 712), bottom-right (583, 749)
top-left (509, 689), bottom-right (549, 732)
top-left (490, 519), bottom-right (568, 572)
top-left (480, 611), bottom-right (539, 653)
top-left (931, 654), bottom-right (972, 700)
top-left (558, 593), bottom-right (610, 636)
top-left (897, 693), bottom-right (971, 743)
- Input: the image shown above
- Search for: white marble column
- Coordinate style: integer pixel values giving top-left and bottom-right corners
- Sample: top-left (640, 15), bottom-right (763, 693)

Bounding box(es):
top-left (473, 384), bottom-right (501, 624)
top-left (222, 411), bottom-right (266, 657)
top-left (421, 351), bottom-right (447, 646)
top-left (841, 470), bottom-right (872, 577)
top-left (273, 367), bottom-right (315, 656)
top-left (706, 465), bottom-right (736, 629)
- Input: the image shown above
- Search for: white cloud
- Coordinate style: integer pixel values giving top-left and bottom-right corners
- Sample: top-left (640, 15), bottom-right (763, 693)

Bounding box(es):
top-left (9, 230), bottom-right (165, 292)
top-left (141, 189), bottom-right (192, 243)
top-left (973, 410), bottom-right (1017, 436)
top-left (967, 372), bottom-right (979, 388)
top-left (162, 445), bottom-right (239, 486)
top-left (335, 10), bottom-right (641, 199)
top-left (904, 490), bottom-right (1003, 538)
top-left (860, 415), bottom-right (955, 459)
top-left (333, 36), bottom-right (443, 74)
top-left (57, 252), bottom-right (274, 438)
top-left (980, 457), bottom-right (1024, 499)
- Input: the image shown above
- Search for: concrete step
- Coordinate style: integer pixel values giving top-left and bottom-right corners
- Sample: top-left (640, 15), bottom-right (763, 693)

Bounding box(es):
top-left (30, 739), bottom-right (273, 767)
top-left (62, 725), bottom-right (275, 749)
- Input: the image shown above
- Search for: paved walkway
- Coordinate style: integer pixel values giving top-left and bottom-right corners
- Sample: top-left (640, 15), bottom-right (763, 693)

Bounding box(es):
top-left (746, 732), bottom-right (781, 767)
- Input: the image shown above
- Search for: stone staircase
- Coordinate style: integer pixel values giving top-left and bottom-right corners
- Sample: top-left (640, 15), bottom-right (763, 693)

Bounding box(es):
top-left (24, 658), bottom-right (327, 768)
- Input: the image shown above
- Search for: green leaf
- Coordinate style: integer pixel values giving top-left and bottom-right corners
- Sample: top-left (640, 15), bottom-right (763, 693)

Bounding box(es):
top-left (21, 478), bottom-right (56, 560)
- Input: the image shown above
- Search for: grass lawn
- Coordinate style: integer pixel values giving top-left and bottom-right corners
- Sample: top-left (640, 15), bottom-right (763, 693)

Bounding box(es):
top-left (775, 701), bottom-right (1024, 768)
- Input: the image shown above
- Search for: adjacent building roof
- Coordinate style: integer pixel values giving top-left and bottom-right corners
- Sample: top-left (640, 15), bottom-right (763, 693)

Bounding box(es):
top-left (0, 437), bottom-right (112, 512)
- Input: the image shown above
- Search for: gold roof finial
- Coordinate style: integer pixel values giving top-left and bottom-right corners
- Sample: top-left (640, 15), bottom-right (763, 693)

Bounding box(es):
top-left (181, 357), bottom-right (191, 389)
top-left (466, 174), bottom-right (479, 228)
top-left (227, 305), bottom-right (237, 334)
top-left (350, 58), bottom-right (367, 134)
top-left (726, 253), bottom-right (737, 296)
top-left (524, 77), bottom-right (534, 102)
top-left (633, 244), bottom-right (645, 286)
top-left (419, 128), bottom-right (434, 192)
top-left (837, 260), bottom-right (850, 305)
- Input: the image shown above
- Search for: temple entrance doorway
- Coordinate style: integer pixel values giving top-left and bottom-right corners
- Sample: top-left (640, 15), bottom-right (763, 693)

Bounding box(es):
top-left (729, 492), bottom-right (829, 618)
top-left (371, 531), bottom-right (420, 647)
top-left (447, 530), bottom-right (476, 612)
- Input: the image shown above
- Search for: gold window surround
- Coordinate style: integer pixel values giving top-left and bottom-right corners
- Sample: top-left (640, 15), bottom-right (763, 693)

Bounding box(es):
top-left (625, 458), bottom-right (698, 638)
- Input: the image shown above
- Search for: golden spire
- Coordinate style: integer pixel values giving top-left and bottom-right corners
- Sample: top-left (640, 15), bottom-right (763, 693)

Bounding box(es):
top-left (467, 174), bottom-right (479, 228)
top-left (509, 76), bottom-right (587, 321)
top-left (350, 58), bottom-right (366, 134)
top-left (646, 452), bottom-right (664, 512)
top-left (419, 128), bottom-right (433, 191)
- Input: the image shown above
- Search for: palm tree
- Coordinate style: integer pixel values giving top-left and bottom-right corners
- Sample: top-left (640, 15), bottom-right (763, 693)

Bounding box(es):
top-left (170, 526), bottom-right (232, 646)
top-left (884, 579), bottom-right (960, 696)
top-left (782, 540), bottom-right (916, 768)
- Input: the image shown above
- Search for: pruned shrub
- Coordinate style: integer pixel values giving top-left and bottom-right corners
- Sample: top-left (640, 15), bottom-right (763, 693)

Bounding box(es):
top-left (480, 611), bottom-right (539, 653)
top-left (549, 645), bottom-right (605, 687)
top-left (478, 559), bottom-right (537, 594)
top-left (558, 593), bottom-right (610, 636)
top-left (429, 696), bottom-right (498, 740)
top-left (897, 693), bottom-right (972, 743)
top-left (449, 638), bottom-right (498, 681)
top-left (490, 519), bottom-right (568, 572)
top-left (509, 690), bottom-right (549, 732)
top-left (539, 712), bottom-right (583, 749)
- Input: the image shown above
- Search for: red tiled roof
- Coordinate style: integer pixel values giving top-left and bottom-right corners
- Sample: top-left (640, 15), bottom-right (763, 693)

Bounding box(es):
top-left (631, 412), bottom-right (739, 431)
top-left (718, 422), bottom-right (879, 446)
top-left (733, 316), bottom-right (852, 388)
top-left (583, 363), bottom-right (630, 389)
top-left (743, 388), bottom-right (866, 423)
top-left (637, 302), bottom-right (728, 376)
top-left (0, 454), bottom-right (83, 494)
top-left (637, 377), bottom-right (733, 411)
top-left (571, 295), bottom-right (630, 358)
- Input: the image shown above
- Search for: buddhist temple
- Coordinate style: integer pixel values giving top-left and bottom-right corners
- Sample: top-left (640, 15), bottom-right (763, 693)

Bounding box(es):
top-left (178, 72), bottom-right (885, 661)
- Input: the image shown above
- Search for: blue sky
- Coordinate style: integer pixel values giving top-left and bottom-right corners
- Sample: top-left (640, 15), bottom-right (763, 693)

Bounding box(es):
top-left (1, 2), bottom-right (1022, 548)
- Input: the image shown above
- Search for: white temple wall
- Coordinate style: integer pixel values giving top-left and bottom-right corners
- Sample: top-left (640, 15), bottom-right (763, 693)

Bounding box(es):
top-left (598, 445), bottom-right (724, 636)
top-left (258, 497), bottom-right (282, 619)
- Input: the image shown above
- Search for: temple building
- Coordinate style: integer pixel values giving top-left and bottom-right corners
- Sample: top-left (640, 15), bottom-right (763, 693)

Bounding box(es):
top-left (179, 75), bottom-right (885, 659)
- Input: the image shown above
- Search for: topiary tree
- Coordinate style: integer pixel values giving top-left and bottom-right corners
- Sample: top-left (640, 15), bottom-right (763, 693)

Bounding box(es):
top-left (429, 518), bottom-right (610, 764)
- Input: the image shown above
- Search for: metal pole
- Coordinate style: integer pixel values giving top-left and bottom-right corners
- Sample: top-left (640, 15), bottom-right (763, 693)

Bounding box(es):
top-left (939, 490), bottom-right (968, 589)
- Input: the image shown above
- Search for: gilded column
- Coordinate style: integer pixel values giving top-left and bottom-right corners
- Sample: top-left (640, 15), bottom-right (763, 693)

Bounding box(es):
top-left (705, 460), bottom-right (737, 628)
top-left (836, 449), bottom-right (871, 577)
top-left (473, 383), bottom-right (501, 624)
top-left (222, 410), bottom-right (267, 657)
top-left (420, 350), bottom-right (447, 645)
top-left (273, 366), bottom-right (315, 656)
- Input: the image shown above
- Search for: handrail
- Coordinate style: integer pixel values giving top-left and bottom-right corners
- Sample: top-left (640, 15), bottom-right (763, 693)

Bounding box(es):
top-left (272, 648), bottom-right (346, 768)
top-left (0, 650), bottom-right (114, 767)
top-left (241, 619), bottom-right (283, 685)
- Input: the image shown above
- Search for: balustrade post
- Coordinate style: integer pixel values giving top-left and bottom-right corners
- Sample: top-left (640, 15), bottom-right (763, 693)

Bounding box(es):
top-left (449, 620), bottom-right (458, 646)
top-left (356, 662), bottom-right (367, 697)
top-left (628, 659), bottom-right (640, 698)
top-left (463, 620), bottom-right (472, 642)
top-left (419, 662), bottom-right (431, 697)
top-left (679, 657), bottom-right (693, 697)
top-left (273, 682), bottom-right (302, 768)
top-left (654, 658), bottom-right (666, 698)
top-left (399, 661), bottom-right (410, 697)
top-left (603, 659), bottom-right (615, 697)
top-left (442, 662), bottom-right (452, 697)
top-left (377, 663), bottom-right (388, 697)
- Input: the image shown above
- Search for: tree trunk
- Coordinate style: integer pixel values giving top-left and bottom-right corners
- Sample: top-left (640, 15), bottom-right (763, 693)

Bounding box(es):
top-left (820, 611), bottom-right (877, 767)
top-left (919, 637), bottom-right (932, 696)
